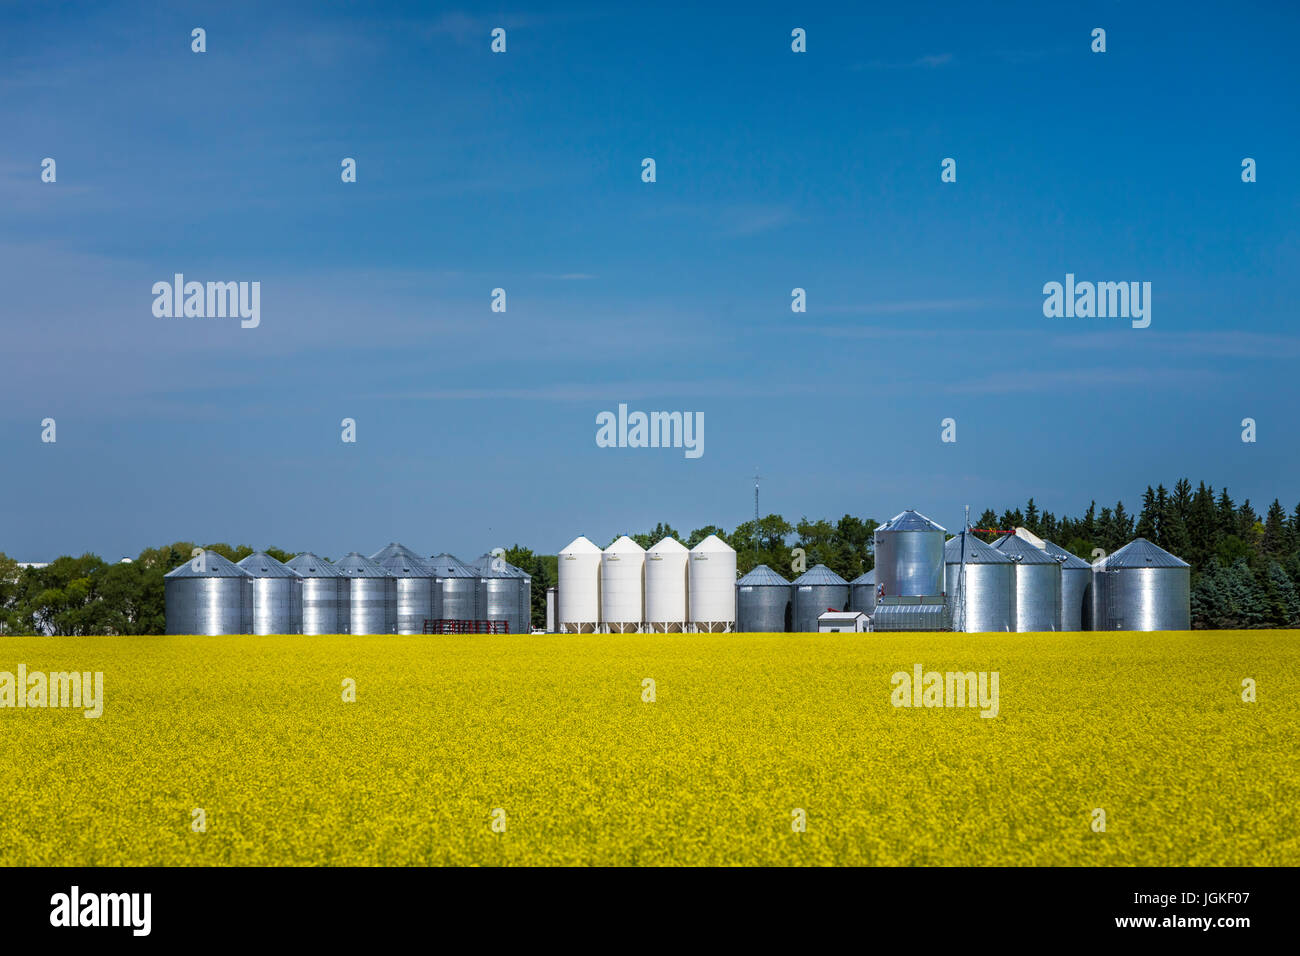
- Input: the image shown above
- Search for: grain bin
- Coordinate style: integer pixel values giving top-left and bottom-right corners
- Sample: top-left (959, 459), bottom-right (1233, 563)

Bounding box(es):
top-left (557, 536), bottom-right (601, 633)
top-left (602, 536), bottom-right (646, 632)
top-left (849, 569), bottom-right (876, 614)
top-left (1092, 538), bottom-right (1190, 631)
top-left (874, 511), bottom-right (946, 598)
top-left (237, 551), bottom-right (303, 635)
top-left (944, 532), bottom-right (1014, 633)
top-left (427, 553), bottom-right (479, 624)
top-left (334, 552), bottom-right (397, 634)
top-left (469, 554), bottom-right (526, 633)
top-left (991, 534), bottom-right (1061, 632)
top-left (371, 543), bottom-right (436, 635)
top-left (736, 564), bottom-right (792, 632)
top-left (1038, 539), bottom-right (1091, 631)
top-left (689, 534), bottom-right (737, 632)
top-left (287, 551), bottom-right (350, 635)
top-left (164, 550), bottom-right (252, 635)
top-left (791, 564), bottom-right (849, 633)
top-left (645, 537), bottom-right (689, 632)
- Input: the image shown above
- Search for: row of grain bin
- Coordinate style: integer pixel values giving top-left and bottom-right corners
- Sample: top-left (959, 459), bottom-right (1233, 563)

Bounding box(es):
top-left (164, 544), bottom-right (532, 635)
top-left (556, 534), bottom-right (737, 632)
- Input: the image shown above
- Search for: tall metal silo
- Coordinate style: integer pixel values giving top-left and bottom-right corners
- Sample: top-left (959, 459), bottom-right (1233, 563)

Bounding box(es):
top-left (791, 564), bottom-right (849, 633)
top-left (1092, 538), bottom-right (1190, 631)
top-left (333, 552), bottom-right (397, 634)
top-left (470, 554), bottom-right (522, 633)
top-left (1038, 539), bottom-right (1091, 631)
top-left (689, 534), bottom-right (737, 632)
top-left (287, 551), bottom-right (349, 635)
top-left (849, 569), bottom-right (876, 615)
top-left (557, 536), bottom-right (601, 633)
top-left (164, 550), bottom-right (253, 635)
top-left (944, 532), bottom-right (1014, 633)
top-left (645, 537), bottom-right (689, 632)
top-left (873, 511), bottom-right (946, 598)
top-left (602, 536), bottom-right (646, 632)
top-left (237, 551), bottom-right (302, 635)
top-left (736, 564), bottom-right (792, 632)
top-left (371, 543), bottom-right (436, 635)
top-left (428, 553), bottom-right (479, 625)
top-left (991, 534), bottom-right (1061, 632)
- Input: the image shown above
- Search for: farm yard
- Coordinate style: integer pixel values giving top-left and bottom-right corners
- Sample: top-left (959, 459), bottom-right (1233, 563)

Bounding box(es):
top-left (1, 632), bottom-right (1296, 866)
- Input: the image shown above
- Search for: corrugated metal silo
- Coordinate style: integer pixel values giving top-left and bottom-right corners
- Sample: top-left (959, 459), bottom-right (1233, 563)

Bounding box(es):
top-left (873, 511), bottom-right (946, 598)
top-left (944, 532), bottom-right (1014, 633)
top-left (371, 543), bottom-right (436, 635)
top-left (237, 551), bottom-right (302, 635)
top-left (602, 536), bottom-right (646, 632)
top-left (736, 564), bottom-right (791, 632)
top-left (849, 569), bottom-right (876, 614)
top-left (645, 537), bottom-right (689, 632)
top-left (791, 564), bottom-right (849, 633)
top-left (689, 534), bottom-right (737, 632)
top-left (334, 552), bottom-right (397, 634)
top-left (427, 553), bottom-right (479, 624)
top-left (1092, 538), bottom-right (1190, 631)
top-left (470, 554), bottom-right (522, 633)
top-left (164, 551), bottom-right (253, 635)
top-left (557, 536), bottom-right (601, 633)
top-left (991, 534), bottom-right (1061, 632)
top-left (1038, 539), bottom-right (1091, 631)
top-left (287, 551), bottom-right (349, 635)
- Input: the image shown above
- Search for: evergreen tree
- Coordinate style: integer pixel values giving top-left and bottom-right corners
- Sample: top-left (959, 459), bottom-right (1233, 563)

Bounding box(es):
top-left (1262, 500), bottom-right (1288, 559)
top-left (1135, 486), bottom-right (1158, 540)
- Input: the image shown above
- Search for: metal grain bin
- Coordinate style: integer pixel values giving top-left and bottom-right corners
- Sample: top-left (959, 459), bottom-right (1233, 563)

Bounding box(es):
top-left (1092, 538), bottom-right (1191, 631)
top-left (1039, 539), bottom-right (1091, 631)
top-left (287, 551), bottom-right (349, 635)
top-left (790, 564), bottom-right (849, 633)
top-left (371, 543), bottom-right (436, 635)
top-left (469, 554), bottom-right (525, 633)
top-left (991, 534), bottom-right (1061, 632)
top-left (736, 564), bottom-right (792, 632)
top-left (428, 553), bottom-right (479, 623)
top-left (874, 510), bottom-right (946, 598)
top-left (333, 552), bottom-right (397, 634)
top-left (237, 552), bottom-right (302, 635)
top-left (164, 550), bottom-right (252, 635)
top-left (871, 599), bottom-right (948, 632)
top-left (944, 532), bottom-right (1013, 633)
top-left (849, 569), bottom-right (876, 614)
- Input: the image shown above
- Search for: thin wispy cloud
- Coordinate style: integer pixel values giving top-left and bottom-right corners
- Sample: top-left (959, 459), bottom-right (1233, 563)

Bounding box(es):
top-left (851, 52), bottom-right (953, 71)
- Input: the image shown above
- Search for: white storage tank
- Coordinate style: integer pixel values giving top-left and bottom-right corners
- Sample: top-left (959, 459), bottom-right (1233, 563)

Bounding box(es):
top-left (601, 535), bottom-right (646, 632)
top-left (645, 537), bottom-right (689, 632)
top-left (557, 536), bottom-right (602, 633)
top-left (689, 534), bottom-right (737, 632)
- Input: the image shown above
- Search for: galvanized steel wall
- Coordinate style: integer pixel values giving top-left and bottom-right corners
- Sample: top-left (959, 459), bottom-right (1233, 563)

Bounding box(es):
top-left (1094, 567), bottom-right (1190, 631)
top-left (1059, 566), bottom-right (1090, 631)
top-left (792, 583), bottom-right (848, 633)
top-left (165, 576), bottom-right (251, 635)
top-left (248, 577), bottom-right (301, 635)
top-left (946, 561), bottom-right (1014, 632)
top-left (737, 583), bottom-right (791, 632)
top-left (1010, 562), bottom-right (1061, 632)
top-left (299, 577), bottom-right (349, 635)
top-left (874, 528), bottom-right (944, 597)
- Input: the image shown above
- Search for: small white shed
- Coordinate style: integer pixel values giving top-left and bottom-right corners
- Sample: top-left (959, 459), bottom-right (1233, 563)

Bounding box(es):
top-left (817, 610), bottom-right (871, 632)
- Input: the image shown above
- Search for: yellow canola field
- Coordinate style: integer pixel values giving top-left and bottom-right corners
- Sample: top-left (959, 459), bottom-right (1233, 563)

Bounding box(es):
top-left (1, 631), bottom-right (1296, 866)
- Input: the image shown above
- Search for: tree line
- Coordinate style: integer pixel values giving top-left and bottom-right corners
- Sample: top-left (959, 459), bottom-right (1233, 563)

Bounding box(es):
top-left (2, 479), bottom-right (1298, 633)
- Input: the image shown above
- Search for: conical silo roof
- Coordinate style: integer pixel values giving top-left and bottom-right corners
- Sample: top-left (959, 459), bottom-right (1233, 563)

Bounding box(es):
top-left (879, 510), bottom-right (947, 533)
top-left (237, 551), bottom-right (300, 577)
top-left (849, 568), bottom-right (876, 585)
top-left (792, 563), bottom-right (848, 586)
top-left (690, 533), bottom-right (735, 555)
top-left (991, 534), bottom-right (1057, 564)
top-left (738, 564), bottom-right (791, 586)
top-left (426, 553), bottom-right (476, 578)
top-left (470, 553), bottom-right (530, 579)
top-left (945, 531), bottom-right (1013, 564)
top-left (286, 552), bottom-right (344, 577)
top-left (1039, 539), bottom-right (1091, 569)
top-left (370, 542), bottom-right (433, 576)
top-left (1097, 537), bottom-right (1189, 569)
top-left (559, 535), bottom-right (602, 556)
top-left (333, 552), bottom-right (394, 577)
top-left (648, 536), bottom-right (688, 556)
top-left (164, 551), bottom-right (251, 578)
top-left (606, 535), bottom-right (646, 555)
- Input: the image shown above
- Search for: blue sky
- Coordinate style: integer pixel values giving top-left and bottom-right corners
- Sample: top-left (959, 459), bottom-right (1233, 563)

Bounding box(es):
top-left (2, 1), bottom-right (1298, 561)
